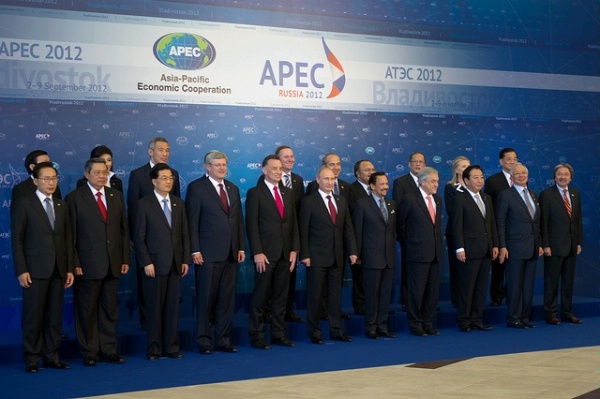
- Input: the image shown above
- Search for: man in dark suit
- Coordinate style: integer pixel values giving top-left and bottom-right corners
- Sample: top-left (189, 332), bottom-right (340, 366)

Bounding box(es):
top-left (11, 162), bottom-right (73, 373)
top-left (452, 165), bottom-right (498, 332)
top-left (539, 163), bottom-right (583, 325)
top-left (134, 163), bottom-right (191, 360)
top-left (186, 151), bottom-right (246, 354)
top-left (347, 160), bottom-right (376, 315)
top-left (306, 153), bottom-right (351, 320)
top-left (127, 137), bottom-right (181, 328)
top-left (392, 151), bottom-right (425, 310)
top-left (300, 167), bottom-right (357, 344)
top-left (495, 163), bottom-right (543, 329)
top-left (484, 147), bottom-right (518, 306)
top-left (276, 145), bottom-right (305, 322)
top-left (11, 150), bottom-right (62, 216)
top-left (353, 172), bottom-right (396, 339)
top-left (246, 155), bottom-right (300, 349)
top-left (67, 158), bottom-right (131, 366)
top-left (398, 167), bottom-right (442, 337)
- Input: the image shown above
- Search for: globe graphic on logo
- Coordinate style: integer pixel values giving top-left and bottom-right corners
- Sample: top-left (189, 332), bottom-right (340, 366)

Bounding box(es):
top-left (154, 33), bottom-right (216, 70)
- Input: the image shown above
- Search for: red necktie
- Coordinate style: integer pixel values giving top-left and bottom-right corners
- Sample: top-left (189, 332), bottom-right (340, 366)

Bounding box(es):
top-left (218, 183), bottom-right (229, 213)
top-left (426, 195), bottom-right (436, 224)
top-left (562, 189), bottom-right (571, 218)
top-left (273, 186), bottom-right (284, 218)
top-left (327, 195), bottom-right (337, 224)
top-left (96, 191), bottom-right (107, 222)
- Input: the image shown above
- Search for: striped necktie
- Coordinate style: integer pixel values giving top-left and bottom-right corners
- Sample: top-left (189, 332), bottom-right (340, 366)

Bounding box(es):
top-left (562, 189), bottom-right (571, 218)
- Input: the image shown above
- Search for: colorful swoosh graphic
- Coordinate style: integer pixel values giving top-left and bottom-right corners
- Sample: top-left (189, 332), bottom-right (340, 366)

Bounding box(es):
top-left (322, 38), bottom-right (345, 99)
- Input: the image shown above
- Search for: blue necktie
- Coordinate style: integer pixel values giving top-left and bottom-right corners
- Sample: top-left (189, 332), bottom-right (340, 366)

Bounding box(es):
top-left (44, 197), bottom-right (55, 229)
top-left (162, 198), bottom-right (171, 227)
top-left (379, 198), bottom-right (388, 223)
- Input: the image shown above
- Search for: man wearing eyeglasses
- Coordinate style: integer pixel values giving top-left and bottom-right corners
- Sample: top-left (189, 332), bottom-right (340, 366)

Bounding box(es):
top-left (128, 137), bottom-right (181, 330)
top-left (11, 162), bottom-right (73, 373)
top-left (133, 163), bottom-right (190, 360)
top-left (66, 158), bottom-right (130, 366)
top-left (392, 152), bottom-right (426, 311)
top-left (11, 150), bottom-right (63, 216)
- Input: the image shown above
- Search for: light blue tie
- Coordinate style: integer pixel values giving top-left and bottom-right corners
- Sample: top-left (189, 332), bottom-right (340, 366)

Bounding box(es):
top-left (44, 197), bottom-right (55, 229)
top-left (334, 181), bottom-right (340, 195)
top-left (522, 188), bottom-right (535, 218)
top-left (474, 194), bottom-right (486, 217)
top-left (162, 198), bottom-right (171, 227)
top-left (379, 198), bottom-right (388, 223)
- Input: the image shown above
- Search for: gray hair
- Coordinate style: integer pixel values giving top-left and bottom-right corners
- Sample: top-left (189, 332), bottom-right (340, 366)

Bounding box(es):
top-left (84, 157), bottom-right (107, 173)
top-left (418, 166), bottom-right (438, 184)
top-left (204, 150), bottom-right (228, 165)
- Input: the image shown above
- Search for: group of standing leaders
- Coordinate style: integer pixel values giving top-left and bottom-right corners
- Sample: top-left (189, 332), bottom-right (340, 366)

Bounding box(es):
top-left (10, 141), bottom-right (584, 372)
top-left (442, 148), bottom-right (583, 333)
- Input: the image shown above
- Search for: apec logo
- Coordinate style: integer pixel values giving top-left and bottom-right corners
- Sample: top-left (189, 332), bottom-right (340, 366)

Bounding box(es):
top-left (259, 38), bottom-right (346, 99)
top-left (153, 33), bottom-right (216, 70)
top-left (247, 162), bottom-right (262, 170)
top-left (35, 133), bottom-right (50, 140)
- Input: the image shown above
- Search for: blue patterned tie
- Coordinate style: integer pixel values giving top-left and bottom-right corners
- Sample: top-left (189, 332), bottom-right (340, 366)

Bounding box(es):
top-left (379, 198), bottom-right (388, 223)
top-left (162, 198), bottom-right (171, 227)
top-left (44, 197), bottom-right (55, 229)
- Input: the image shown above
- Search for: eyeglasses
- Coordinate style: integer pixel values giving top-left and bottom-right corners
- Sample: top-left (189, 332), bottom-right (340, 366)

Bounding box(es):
top-left (36, 176), bottom-right (57, 182)
top-left (90, 171), bottom-right (109, 176)
top-left (155, 176), bottom-right (175, 181)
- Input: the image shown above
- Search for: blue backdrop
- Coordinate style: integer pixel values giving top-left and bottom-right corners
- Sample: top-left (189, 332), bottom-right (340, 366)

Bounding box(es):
top-left (0, 0), bottom-right (597, 330)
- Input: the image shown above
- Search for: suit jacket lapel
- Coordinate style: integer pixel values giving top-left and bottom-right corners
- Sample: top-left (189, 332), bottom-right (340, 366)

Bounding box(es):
top-left (467, 191), bottom-right (485, 220)
top-left (510, 187), bottom-right (531, 219)
top-left (224, 181), bottom-right (237, 209)
top-left (83, 186), bottom-right (106, 222)
top-left (552, 185), bottom-right (574, 218)
top-left (415, 194), bottom-right (435, 225)
top-left (318, 193), bottom-right (335, 225)
top-left (367, 195), bottom-right (387, 224)
top-left (150, 196), bottom-right (171, 229)
top-left (259, 182), bottom-right (280, 216)
top-left (203, 178), bottom-right (228, 214)
top-left (31, 195), bottom-right (54, 230)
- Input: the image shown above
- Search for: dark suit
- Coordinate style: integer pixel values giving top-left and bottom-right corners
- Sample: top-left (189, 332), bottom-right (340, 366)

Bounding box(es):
top-left (66, 184), bottom-right (130, 360)
top-left (299, 192), bottom-right (357, 340)
top-left (539, 185), bottom-right (583, 320)
top-left (260, 172), bottom-right (305, 314)
top-left (134, 193), bottom-right (191, 356)
top-left (77, 174), bottom-right (123, 192)
top-left (246, 180), bottom-right (300, 343)
top-left (484, 171), bottom-right (511, 304)
top-left (11, 193), bottom-right (73, 367)
top-left (353, 195), bottom-right (396, 335)
top-left (444, 183), bottom-right (465, 307)
top-left (347, 181), bottom-right (369, 313)
top-left (495, 186), bottom-right (541, 324)
top-left (186, 176), bottom-right (245, 349)
top-left (451, 190), bottom-right (498, 328)
top-left (11, 177), bottom-right (62, 216)
top-left (127, 162), bottom-right (181, 326)
top-left (398, 191), bottom-right (442, 332)
top-left (392, 173), bottom-right (420, 306)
